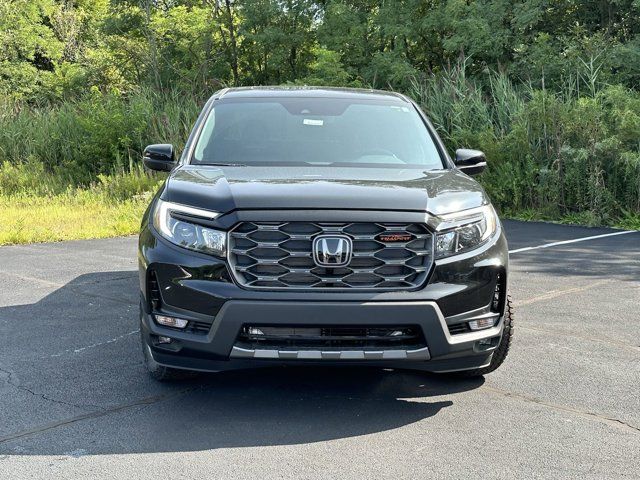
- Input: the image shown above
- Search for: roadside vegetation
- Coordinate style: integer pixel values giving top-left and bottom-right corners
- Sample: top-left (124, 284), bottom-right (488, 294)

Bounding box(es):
top-left (1, 0), bottom-right (639, 244)
top-left (411, 63), bottom-right (640, 230)
top-left (0, 162), bottom-right (160, 244)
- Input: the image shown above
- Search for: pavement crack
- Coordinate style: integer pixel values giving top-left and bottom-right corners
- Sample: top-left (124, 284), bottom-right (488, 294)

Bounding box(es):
top-left (515, 279), bottom-right (611, 307)
top-left (72, 273), bottom-right (137, 286)
top-left (518, 324), bottom-right (640, 353)
top-left (67, 287), bottom-right (135, 306)
top-left (483, 385), bottom-right (640, 434)
top-left (0, 384), bottom-right (203, 445)
top-left (46, 329), bottom-right (140, 358)
top-left (0, 366), bottom-right (105, 413)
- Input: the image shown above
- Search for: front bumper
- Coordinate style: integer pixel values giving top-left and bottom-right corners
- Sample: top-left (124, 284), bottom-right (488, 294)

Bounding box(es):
top-left (138, 212), bottom-right (508, 373)
top-left (140, 298), bottom-right (504, 373)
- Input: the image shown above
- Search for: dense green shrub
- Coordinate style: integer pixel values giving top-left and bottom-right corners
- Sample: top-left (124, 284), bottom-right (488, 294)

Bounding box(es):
top-left (0, 67), bottom-right (638, 228)
top-left (0, 88), bottom-right (203, 184)
top-left (1, 0), bottom-right (638, 239)
top-left (412, 68), bottom-right (640, 224)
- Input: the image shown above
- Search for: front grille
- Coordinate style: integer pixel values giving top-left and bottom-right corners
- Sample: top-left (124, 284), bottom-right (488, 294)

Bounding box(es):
top-left (228, 221), bottom-right (433, 289)
top-left (236, 325), bottom-right (426, 350)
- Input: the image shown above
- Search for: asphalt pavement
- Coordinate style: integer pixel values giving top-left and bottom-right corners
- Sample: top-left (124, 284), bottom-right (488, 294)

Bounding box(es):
top-left (0, 220), bottom-right (638, 479)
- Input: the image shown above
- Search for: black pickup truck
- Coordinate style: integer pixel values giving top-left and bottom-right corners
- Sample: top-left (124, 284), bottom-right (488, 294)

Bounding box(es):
top-left (138, 87), bottom-right (513, 381)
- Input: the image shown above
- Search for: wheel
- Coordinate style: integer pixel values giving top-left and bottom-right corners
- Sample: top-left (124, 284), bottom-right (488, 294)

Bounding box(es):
top-left (140, 306), bottom-right (198, 381)
top-left (454, 293), bottom-right (514, 377)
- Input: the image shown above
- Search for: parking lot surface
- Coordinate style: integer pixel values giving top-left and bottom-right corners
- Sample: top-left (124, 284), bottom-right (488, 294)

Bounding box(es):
top-left (0, 220), bottom-right (638, 479)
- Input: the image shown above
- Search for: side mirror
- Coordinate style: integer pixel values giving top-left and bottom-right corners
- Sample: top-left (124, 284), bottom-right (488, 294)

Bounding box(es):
top-left (454, 149), bottom-right (486, 176)
top-left (143, 144), bottom-right (175, 172)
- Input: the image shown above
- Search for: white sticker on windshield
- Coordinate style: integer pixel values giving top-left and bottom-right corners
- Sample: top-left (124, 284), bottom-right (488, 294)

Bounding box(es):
top-left (303, 119), bottom-right (324, 126)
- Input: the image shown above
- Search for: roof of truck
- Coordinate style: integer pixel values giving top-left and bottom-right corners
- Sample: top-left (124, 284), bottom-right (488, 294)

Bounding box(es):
top-left (214, 86), bottom-right (411, 102)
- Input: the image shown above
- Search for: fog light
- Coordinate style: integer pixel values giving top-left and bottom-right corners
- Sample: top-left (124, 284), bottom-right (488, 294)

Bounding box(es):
top-left (247, 327), bottom-right (264, 336)
top-left (157, 336), bottom-right (172, 344)
top-left (468, 317), bottom-right (495, 331)
top-left (389, 330), bottom-right (405, 337)
top-left (155, 315), bottom-right (189, 329)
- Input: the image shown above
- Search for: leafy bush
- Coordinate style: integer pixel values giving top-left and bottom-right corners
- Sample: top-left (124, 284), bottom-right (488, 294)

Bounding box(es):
top-left (0, 64), bottom-right (638, 232)
top-left (411, 66), bottom-right (640, 224)
top-left (0, 88), bottom-right (203, 185)
top-left (95, 165), bottom-right (163, 201)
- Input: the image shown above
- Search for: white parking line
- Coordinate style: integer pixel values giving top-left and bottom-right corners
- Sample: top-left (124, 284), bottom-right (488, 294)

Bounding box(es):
top-left (509, 230), bottom-right (637, 254)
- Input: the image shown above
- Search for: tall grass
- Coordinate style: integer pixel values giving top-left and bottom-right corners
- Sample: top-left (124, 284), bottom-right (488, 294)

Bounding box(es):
top-left (411, 63), bottom-right (640, 225)
top-left (0, 87), bottom-right (205, 187)
top-left (0, 87), bottom-right (202, 244)
top-left (0, 72), bottom-right (638, 244)
top-left (0, 161), bottom-right (164, 244)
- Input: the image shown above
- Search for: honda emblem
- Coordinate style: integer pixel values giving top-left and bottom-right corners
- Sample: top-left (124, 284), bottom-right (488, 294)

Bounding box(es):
top-left (312, 235), bottom-right (353, 267)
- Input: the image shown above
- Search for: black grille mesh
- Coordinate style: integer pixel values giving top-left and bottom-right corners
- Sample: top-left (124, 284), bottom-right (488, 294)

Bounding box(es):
top-left (237, 325), bottom-right (426, 349)
top-left (228, 221), bottom-right (433, 289)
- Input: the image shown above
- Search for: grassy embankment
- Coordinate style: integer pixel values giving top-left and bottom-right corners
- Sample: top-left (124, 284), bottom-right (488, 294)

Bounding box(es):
top-left (1, 69), bottom-right (639, 245)
top-left (0, 164), bottom-right (161, 244)
top-left (0, 89), bottom-right (189, 245)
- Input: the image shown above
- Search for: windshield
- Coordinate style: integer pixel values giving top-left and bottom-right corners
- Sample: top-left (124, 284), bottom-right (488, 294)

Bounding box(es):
top-left (191, 97), bottom-right (444, 169)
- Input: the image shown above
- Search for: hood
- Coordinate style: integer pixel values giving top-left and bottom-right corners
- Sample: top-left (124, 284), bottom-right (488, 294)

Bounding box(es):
top-left (160, 165), bottom-right (489, 216)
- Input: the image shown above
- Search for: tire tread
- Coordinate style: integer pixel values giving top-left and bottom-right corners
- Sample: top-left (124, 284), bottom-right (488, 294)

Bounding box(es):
top-left (454, 293), bottom-right (514, 377)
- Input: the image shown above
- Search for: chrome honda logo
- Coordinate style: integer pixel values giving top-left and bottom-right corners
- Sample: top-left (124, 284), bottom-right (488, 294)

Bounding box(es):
top-left (312, 235), bottom-right (353, 267)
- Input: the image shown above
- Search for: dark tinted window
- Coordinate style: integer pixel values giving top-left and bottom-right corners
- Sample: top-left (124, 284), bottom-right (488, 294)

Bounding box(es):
top-left (192, 98), bottom-right (443, 168)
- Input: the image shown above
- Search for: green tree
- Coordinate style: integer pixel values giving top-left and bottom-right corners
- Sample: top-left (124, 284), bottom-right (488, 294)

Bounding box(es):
top-left (0, 0), bottom-right (62, 100)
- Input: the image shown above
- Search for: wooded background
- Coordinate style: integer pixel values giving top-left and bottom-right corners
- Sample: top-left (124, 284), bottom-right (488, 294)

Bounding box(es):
top-left (1, 0), bottom-right (639, 228)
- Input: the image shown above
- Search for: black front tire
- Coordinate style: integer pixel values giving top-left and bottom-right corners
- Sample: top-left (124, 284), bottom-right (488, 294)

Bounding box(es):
top-left (455, 293), bottom-right (514, 377)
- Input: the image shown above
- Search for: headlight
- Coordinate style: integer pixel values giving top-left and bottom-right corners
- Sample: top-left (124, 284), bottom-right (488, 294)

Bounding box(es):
top-left (434, 205), bottom-right (498, 259)
top-left (152, 199), bottom-right (226, 256)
